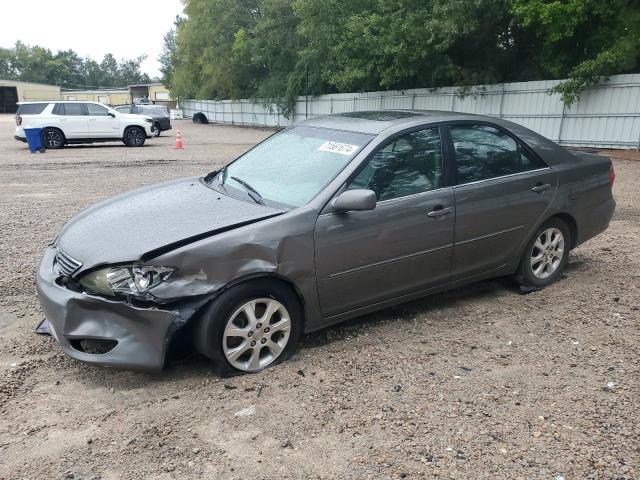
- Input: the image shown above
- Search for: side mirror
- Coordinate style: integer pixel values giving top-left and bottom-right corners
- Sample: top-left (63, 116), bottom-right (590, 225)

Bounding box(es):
top-left (331, 189), bottom-right (377, 213)
top-left (108, 112), bottom-right (116, 117)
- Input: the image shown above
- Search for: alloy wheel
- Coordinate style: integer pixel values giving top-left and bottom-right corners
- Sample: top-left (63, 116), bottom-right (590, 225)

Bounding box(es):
top-left (222, 298), bottom-right (291, 372)
top-left (127, 128), bottom-right (144, 146)
top-left (45, 130), bottom-right (62, 148)
top-left (530, 227), bottom-right (565, 279)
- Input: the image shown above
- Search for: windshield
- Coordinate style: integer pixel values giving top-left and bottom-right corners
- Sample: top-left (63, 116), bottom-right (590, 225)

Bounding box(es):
top-left (213, 126), bottom-right (373, 207)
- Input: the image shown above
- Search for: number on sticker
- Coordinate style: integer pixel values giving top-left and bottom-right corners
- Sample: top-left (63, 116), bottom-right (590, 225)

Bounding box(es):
top-left (318, 141), bottom-right (359, 156)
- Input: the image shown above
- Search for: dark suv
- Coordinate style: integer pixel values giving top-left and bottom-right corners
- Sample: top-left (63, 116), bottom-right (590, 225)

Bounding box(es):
top-left (114, 104), bottom-right (172, 137)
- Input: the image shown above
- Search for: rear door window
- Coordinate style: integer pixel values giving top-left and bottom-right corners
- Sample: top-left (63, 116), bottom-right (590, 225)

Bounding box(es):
top-left (60, 103), bottom-right (86, 116)
top-left (16, 103), bottom-right (48, 115)
top-left (519, 148), bottom-right (547, 171)
top-left (449, 124), bottom-right (519, 184)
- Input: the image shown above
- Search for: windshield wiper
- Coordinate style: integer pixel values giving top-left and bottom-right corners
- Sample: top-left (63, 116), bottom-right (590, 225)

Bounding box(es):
top-left (229, 176), bottom-right (265, 205)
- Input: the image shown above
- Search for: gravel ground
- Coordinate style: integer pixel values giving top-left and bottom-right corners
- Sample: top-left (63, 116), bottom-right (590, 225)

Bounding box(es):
top-left (0, 115), bottom-right (638, 480)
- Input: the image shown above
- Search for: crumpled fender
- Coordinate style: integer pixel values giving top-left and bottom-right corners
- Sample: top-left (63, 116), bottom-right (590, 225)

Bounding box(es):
top-left (145, 207), bottom-right (323, 332)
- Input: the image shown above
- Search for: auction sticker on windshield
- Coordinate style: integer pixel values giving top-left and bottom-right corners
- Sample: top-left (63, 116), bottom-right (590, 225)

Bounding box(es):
top-left (318, 141), bottom-right (359, 156)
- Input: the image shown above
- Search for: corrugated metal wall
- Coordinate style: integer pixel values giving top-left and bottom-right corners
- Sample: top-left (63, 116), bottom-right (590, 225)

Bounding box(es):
top-left (182, 73), bottom-right (640, 149)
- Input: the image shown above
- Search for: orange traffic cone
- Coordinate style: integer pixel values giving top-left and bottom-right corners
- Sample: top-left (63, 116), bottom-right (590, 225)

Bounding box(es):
top-left (174, 128), bottom-right (184, 149)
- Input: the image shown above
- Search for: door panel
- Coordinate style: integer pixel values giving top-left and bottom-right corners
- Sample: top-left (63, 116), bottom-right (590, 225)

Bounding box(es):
top-left (314, 125), bottom-right (454, 317)
top-left (451, 169), bottom-right (556, 277)
top-left (86, 103), bottom-right (119, 137)
top-left (446, 122), bottom-right (557, 278)
top-left (88, 116), bottom-right (119, 136)
top-left (57, 103), bottom-right (88, 138)
top-left (315, 189), bottom-right (455, 317)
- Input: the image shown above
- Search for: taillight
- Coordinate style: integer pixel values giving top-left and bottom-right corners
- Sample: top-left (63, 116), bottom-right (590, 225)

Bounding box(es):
top-left (15, 115), bottom-right (22, 126)
top-left (609, 164), bottom-right (615, 187)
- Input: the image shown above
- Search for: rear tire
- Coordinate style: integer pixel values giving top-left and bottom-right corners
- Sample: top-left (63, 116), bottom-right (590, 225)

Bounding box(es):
top-left (43, 128), bottom-right (65, 149)
top-left (123, 126), bottom-right (146, 147)
top-left (514, 218), bottom-right (571, 289)
top-left (195, 279), bottom-right (303, 375)
top-left (192, 112), bottom-right (208, 124)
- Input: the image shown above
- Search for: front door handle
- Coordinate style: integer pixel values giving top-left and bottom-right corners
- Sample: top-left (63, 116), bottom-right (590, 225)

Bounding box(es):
top-left (531, 183), bottom-right (552, 193)
top-left (427, 206), bottom-right (453, 218)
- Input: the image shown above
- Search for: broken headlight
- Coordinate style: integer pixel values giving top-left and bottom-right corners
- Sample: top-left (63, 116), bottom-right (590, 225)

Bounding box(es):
top-left (79, 266), bottom-right (175, 299)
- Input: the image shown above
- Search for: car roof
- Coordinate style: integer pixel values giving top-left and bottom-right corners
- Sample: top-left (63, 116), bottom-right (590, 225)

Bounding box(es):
top-left (298, 110), bottom-right (489, 134)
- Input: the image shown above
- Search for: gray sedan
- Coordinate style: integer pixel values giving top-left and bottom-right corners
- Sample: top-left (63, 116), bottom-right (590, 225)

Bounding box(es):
top-left (36, 111), bottom-right (616, 373)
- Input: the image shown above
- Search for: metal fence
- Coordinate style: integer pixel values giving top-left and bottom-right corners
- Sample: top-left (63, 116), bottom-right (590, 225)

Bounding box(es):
top-left (182, 73), bottom-right (640, 149)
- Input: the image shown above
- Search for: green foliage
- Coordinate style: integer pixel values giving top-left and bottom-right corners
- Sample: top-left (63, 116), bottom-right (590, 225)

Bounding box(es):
top-left (0, 42), bottom-right (151, 88)
top-left (164, 0), bottom-right (640, 113)
top-left (512, 0), bottom-right (640, 104)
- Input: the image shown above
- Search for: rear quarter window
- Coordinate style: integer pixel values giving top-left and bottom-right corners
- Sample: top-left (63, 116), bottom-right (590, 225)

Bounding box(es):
top-left (17, 103), bottom-right (48, 115)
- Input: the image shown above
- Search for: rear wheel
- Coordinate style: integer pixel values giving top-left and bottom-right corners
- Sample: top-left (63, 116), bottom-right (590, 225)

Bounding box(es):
top-left (195, 279), bottom-right (302, 375)
top-left (43, 128), bottom-right (65, 149)
top-left (123, 126), bottom-right (146, 147)
top-left (515, 218), bottom-right (571, 288)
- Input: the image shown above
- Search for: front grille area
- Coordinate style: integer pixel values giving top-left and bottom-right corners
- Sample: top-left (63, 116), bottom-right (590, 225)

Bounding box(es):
top-left (55, 248), bottom-right (82, 277)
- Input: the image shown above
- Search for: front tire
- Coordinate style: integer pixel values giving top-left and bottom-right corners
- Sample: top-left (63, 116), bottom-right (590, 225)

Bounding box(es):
top-left (123, 126), bottom-right (146, 147)
top-left (151, 122), bottom-right (161, 137)
top-left (515, 218), bottom-right (571, 289)
top-left (195, 279), bottom-right (302, 375)
top-left (43, 128), bottom-right (65, 149)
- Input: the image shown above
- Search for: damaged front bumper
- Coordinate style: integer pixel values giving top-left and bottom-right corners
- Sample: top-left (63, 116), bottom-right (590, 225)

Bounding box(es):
top-left (35, 247), bottom-right (195, 370)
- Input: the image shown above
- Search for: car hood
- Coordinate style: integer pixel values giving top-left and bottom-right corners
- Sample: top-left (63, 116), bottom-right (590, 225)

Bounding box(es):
top-left (56, 177), bottom-right (284, 270)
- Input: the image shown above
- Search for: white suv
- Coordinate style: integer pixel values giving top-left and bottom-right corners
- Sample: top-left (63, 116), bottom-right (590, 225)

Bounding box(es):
top-left (15, 101), bottom-right (155, 148)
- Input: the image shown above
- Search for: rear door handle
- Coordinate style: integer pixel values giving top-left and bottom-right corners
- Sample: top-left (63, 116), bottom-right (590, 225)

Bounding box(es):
top-left (531, 183), bottom-right (552, 193)
top-left (427, 206), bottom-right (453, 217)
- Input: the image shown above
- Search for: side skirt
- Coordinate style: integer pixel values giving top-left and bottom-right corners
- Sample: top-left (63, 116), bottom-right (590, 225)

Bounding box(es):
top-left (305, 263), bottom-right (513, 333)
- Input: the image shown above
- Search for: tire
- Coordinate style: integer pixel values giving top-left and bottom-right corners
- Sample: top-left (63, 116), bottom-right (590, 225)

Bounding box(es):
top-left (514, 217), bottom-right (571, 289)
top-left (151, 122), bottom-right (161, 137)
top-left (192, 112), bottom-right (208, 124)
top-left (43, 128), bottom-right (65, 149)
top-left (195, 279), bottom-right (303, 375)
top-left (123, 126), bottom-right (146, 147)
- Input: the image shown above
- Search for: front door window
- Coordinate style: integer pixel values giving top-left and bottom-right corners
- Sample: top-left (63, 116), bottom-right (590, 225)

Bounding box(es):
top-left (348, 127), bottom-right (443, 200)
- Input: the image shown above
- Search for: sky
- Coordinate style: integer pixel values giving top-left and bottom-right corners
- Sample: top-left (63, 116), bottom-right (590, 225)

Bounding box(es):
top-left (0, 0), bottom-right (184, 78)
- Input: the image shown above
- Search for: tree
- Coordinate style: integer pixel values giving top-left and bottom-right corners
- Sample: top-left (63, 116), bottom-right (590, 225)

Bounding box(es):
top-left (0, 42), bottom-right (152, 88)
top-left (232, 0), bottom-right (303, 114)
top-left (118, 55), bottom-right (151, 86)
top-left (84, 58), bottom-right (105, 88)
top-left (164, 0), bottom-right (640, 112)
top-left (0, 47), bottom-right (16, 79)
top-left (99, 53), bottom-right (120, 87)
top-left (511, 0), bottom-right (640, 104)
top-left (159, 16), bottom-right (185, 88)
top-left (170, 0), bottom-right (262, 100)
top-left (53, 49), bottom-right (86, 88)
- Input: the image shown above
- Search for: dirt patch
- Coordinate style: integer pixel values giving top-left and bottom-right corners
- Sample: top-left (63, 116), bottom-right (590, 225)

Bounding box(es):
top-left (0, 118), bottom-right (638, 479)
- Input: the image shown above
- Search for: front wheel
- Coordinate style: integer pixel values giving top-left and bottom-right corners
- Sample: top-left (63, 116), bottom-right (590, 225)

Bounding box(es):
top-left (151, 122), bottom-right (161, 137)
top-left (123, 126), bottom-right (146, 147)
top-left (515, 218), bottom-right (571, 289)
top-left (195, 280), bottom-right (302, 374)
